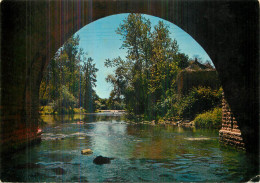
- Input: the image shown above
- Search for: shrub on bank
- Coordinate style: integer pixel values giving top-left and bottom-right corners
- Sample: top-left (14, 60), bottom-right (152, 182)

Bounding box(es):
top-left (141, 87), bottom-right (222, 122)
top-left (40, 105), bottom-right (85, 115)
top-left (176, 87), bottom-right (222, 120)
top-left (194, 107), bottom-right (222, 129)
top-left (39, 105), bottom-right (56, 115)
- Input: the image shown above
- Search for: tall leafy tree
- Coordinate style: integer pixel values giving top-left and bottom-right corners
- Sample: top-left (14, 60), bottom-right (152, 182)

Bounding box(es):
top-left (115, 13), bottom-right (152, 114)
top-left (105, 14), bottom-right (182, 118)
top-left (82, 57), bottom-right (98, 113)
top-left (39, 35), bottom-right (99, 114)
top-left (177, 53), bottom-right (189, 69)
top-left (149, 21), bottom-right (179, 102)
top-left (105, 57), bottom-right (128, 110)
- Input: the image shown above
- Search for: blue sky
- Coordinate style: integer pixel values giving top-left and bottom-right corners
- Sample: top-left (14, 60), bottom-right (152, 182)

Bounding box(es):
top-left (75, 13), bottom-right (212, 99)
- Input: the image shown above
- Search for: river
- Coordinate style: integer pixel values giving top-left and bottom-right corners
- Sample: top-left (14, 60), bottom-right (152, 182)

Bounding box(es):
top-left (1, 113), bottom-right (258, 182)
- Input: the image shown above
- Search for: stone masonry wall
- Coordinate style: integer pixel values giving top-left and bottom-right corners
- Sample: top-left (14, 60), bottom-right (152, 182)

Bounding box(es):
top-left (219, 93), bottom-right (245, 150)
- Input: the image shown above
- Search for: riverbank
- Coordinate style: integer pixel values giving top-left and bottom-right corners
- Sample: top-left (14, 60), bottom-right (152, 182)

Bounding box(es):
top-left (99, 110), bottom-right (125, 113)
top-left (125, 117), bottom-right (195, 128)
top-left (124, 107), bottom-right (222, 130)
top-left (39, 105), bottom-right (126, 115)
top-left (39, 106), bottom-right (86, 115)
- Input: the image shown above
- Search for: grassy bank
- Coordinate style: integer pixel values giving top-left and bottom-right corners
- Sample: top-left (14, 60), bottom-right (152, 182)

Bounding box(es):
top-left (194, 107), bottom-right (222, 129)
top-left (39, 105), bottom-right (86, 115)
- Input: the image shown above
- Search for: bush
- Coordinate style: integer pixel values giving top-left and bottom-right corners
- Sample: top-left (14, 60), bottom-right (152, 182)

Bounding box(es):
top-left (194, 107), bottom-right (222, 129)
top-left (73, 107), bottom-right (86, 114)
top-left (176, 87), bottom-right (222, 120)
top-left (39, 105), bottom-right (55, 115)
top-left (53, 86), bottom-right (77, 114)
top-left (146, 90), bottom-right (178, 120)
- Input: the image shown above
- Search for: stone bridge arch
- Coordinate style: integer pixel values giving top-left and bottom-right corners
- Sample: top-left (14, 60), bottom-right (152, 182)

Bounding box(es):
top-left (1, 0), bottom-right (258, 154)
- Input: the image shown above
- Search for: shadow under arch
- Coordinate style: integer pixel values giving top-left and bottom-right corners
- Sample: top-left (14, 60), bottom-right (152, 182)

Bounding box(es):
top-left (1, 0), bottom-right (258, 155)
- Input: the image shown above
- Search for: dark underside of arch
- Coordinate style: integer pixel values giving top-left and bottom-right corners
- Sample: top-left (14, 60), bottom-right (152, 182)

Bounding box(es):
top-left (1, 0), bottom-right (259, 158)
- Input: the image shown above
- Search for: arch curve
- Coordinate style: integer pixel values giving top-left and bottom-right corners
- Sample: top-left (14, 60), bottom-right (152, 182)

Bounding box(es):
top-left (1, 0), bottom-right (258, 154)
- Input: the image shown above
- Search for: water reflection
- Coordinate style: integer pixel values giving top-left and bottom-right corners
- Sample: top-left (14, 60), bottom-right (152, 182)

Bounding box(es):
top-left (1, 114), bottom-right (258, 182)
top-left (41, 113), bottom-right (123, 125)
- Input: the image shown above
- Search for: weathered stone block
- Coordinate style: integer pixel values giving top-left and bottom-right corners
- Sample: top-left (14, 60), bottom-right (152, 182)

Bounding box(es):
top-left (220, 96), bottom-right (245, 150)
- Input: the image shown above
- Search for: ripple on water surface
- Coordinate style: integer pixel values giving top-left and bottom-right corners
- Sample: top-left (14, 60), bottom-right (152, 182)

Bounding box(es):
top-left (1, 114), bottom-right (258, 182)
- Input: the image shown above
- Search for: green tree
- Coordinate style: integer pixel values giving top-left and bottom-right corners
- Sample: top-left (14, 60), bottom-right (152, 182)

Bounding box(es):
top-left (116, 13), bottom-right (152, 114)
top-left (82, 57), bottom-right (99, 113)
top-left (39, 35), bottom-right (100, 114)
top-left (53, 86), bottom-right (77, 114)
top-left (177, 53), bottom-right (189, 69)
top-left (105, 14), bottom-right (182, 119)
top-left (105, 57), bottom-right (129, 110)
top-left (149, 21), bottom-right (179, 104)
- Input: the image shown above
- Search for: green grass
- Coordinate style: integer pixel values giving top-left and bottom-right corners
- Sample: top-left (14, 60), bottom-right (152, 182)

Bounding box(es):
top-left (39, 105), bottom-right (56, 115)
top-left (194, 107), bottom-right (222, 129)
top-left (73, 108), bottom-right (86, 114)
top-left (39, 106), bottom-right (86, 115)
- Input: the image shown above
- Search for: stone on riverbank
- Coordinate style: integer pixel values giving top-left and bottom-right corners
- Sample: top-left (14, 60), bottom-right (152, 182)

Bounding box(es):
top-left (81, 149), bottom-right (93, 155)
top-left (177, 120), bottom-right (194, 127)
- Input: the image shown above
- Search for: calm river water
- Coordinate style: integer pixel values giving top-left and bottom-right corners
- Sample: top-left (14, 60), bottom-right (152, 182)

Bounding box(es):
top-left (1, 113), bottom-right (258, 182)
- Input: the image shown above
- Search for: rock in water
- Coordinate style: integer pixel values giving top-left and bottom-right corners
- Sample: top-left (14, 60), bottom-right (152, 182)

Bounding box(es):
top-left (76, 121), bottom-right (84, 124)
top-left (81, 149), bottom-right (93, 155)
top-left (93, 156), bottom-right (111, 165)
top-left (52, 167), bottom-right (66, 175)
top-left (248, 175), bottom-right (260, 182)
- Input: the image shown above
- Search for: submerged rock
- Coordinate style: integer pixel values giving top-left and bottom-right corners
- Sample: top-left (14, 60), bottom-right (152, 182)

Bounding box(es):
top-left (76, 121), bottom-right (85, 124)
top-left (81, 149), bottom-right (93, 155)
top-left (55, 137), bottom-right (65, 140)
top-left (93, 156), bottom-right (113, 165)
top-left (52, 167), bottom-right (66, 175)
top-left (248, 175), bottom-right (260, 182)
